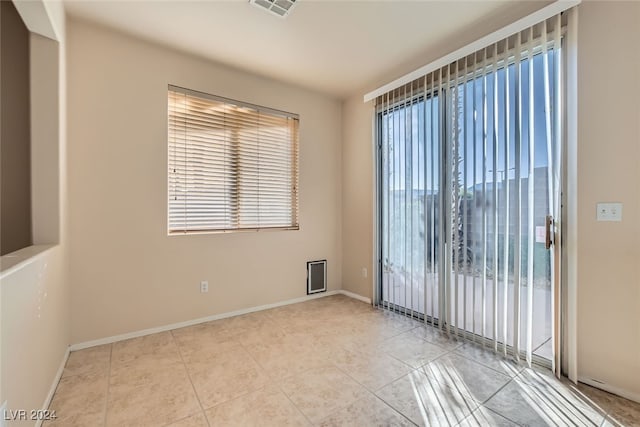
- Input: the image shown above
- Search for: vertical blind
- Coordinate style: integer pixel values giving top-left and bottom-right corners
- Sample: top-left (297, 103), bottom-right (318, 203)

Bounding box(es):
top-left (168, 86), bottom-right (299, 234)
top-left (376, 13), bottom-right (566, 367)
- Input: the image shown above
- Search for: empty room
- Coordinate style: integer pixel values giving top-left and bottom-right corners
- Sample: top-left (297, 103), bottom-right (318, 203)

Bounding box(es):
top-left (1, 0), bottom-right (639, 425)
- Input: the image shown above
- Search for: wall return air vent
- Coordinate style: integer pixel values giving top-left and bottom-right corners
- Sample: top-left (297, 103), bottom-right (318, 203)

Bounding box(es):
top-left (250, 0), bottom-right (297, 18)
top-left (307, 260), bottom-right (327, 295)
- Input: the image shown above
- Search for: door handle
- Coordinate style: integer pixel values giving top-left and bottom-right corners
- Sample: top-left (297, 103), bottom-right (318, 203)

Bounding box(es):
top-left (545, 215), bottom-right (554, 250)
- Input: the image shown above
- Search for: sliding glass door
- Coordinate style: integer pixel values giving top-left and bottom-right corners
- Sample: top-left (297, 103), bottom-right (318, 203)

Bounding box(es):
top-left (380, 93), bottom-right (441, 321)
top-left (378, 21), bottom-right (563, 365)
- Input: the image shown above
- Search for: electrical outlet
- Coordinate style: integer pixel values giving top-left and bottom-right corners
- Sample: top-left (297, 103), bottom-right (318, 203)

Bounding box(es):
top-left (362, 267), bottom-right (368, 278)
top-left (200, 281), bottom-right (209, 293)
top-left (596, 202), bottom-right (623, 222)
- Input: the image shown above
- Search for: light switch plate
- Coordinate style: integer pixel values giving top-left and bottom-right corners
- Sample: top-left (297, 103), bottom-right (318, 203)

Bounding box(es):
top-left (596, 202), bottom-right (623, 221)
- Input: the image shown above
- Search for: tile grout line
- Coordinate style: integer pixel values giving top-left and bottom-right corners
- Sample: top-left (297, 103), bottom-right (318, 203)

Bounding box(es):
top-left (456, 405), bottom-right (521, 427)
top-left (569, 381), bottom-right (616, 420)
top-left (480, 374), bottom-right (514, 405)
top-left (452, 351), bottom-right (523, 379)
top-left (386, 310), bottom-right (550, 379)
top-left (411, 327), bottom-right (493, 422)
top-left (514, 369), bottom-right (608, 426)
top-left (102, 344), bottom-right (113, 427)
top-left (413, 356), bottom-right (485, 423)
top-left (309, 336), bottom-right (396, 396)
top-left (474, 377), bottom-right (529, 426)
top-left (203, 326), bottom-right (336, 425)
top-left (248, 351), bottom-right (331, 388)
top-left (385, 325), bottom-right (456, 351)
top-left (267, 307), bottom-right (580, 426)
top-left (406, 341), bottom-right (517, 425)
top-left (532, 336), bottom-right (552, 354)
top-left (407, 324), bottom-right (466, 349)
top-left (275, 382), bottom-right (315, 426)
top-left (61, 297), bottom-right (631, 426)
top-left (326, 343), bottom-right (445, 426)
top-left (169, 330), bottom-right (212, 427)
top-left (509, 369), bottom-right (600, 426)
top-left (239, 317), bottom-right (370, 385)
top-left (381, 337), bottom-right (455, 373)
top-left (314, 392), bottom-right (420, 427)
top-left (206, 334), bottom-right (293, 412)
top-left (450, 341), bottom-right (524, 375)
top-left (376, 394), bottom-right (420, 427)
top-left (483, 406), bottom-right (523, 426)
top-left (321, 315), bottom-right (460, 399)
top-left (588, 388), bottom-right (614, 420)
top-left (329, 345), bottom-right (413, 394)
top-left (158, 414), bottom-right (202, 427)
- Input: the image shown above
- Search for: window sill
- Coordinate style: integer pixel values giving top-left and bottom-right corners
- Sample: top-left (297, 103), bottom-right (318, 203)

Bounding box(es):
top-left (167, 226), bottom-right (300, 236)
top-left (0, 244), bottom-right (56, 280)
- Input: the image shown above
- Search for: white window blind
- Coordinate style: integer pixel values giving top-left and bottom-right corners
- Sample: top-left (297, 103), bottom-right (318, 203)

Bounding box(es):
top-left (168, 85), bottom-right (299, 234)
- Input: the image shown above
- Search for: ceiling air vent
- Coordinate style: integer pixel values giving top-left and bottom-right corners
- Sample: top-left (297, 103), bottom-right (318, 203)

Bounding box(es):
top-left (250, 0), bottom-right (297, 18)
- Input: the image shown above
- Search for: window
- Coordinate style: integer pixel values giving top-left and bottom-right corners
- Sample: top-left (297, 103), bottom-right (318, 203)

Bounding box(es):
top-left (168, 86), bottom-right (299, 234)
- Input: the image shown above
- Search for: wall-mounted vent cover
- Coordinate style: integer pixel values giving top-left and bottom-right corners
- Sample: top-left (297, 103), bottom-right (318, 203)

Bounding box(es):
top-left (307, 260), bottom-right (326, 295)
top-left (250, 0), bottom-right (297, 18)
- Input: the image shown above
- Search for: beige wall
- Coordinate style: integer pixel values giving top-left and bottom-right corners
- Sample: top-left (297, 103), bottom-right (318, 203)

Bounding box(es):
top-left (31, 33), bottom-right (62, 246)
top-left (0, 0), bottom-right (69, 421)
top-left (67, 19), bottom-right (342, 343)
top-left (1, 246), bottom-right (69, 426)
top-left (341, 96), bottom-right (374, 298)
top-left (341, 1), bottom-right (640, 399)
top-left (576, 1), bottom-right (640, 398)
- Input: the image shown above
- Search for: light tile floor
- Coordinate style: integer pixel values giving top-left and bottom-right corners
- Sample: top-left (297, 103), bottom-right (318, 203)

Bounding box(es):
top-left (46, 295), bottom-right (640, 426)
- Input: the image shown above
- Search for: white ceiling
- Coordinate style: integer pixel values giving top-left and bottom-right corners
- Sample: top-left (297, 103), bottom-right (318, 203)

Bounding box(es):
top-left (64, 0), bottom-right (547, 98)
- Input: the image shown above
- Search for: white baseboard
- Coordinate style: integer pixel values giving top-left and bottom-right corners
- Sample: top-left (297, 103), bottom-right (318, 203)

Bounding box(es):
top-left (36, 347), bottom-right (70, 427)
top-left (578, 376), bottom-right (640, 404)
top-left (338, 289), bottom-right (372, 304)
top-left (69, 289), bottom-right (373, 352)
top-left (44, 289), bottom-right (369, 414)
top-left (69, 290), bottom-right (345, 351)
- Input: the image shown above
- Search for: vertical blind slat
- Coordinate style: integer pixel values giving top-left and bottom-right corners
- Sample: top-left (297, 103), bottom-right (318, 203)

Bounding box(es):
top-left (422, 76), bottom-right (428, 324)
top-left (513, 30), bottom-right (523, 360)
top-left (453, 61), bottom-right (460, 337)
top-left (492, 42), bottom-right (500, 352)
top-left (430, 71), bottom-right (437, 327)
top-left (462, 56), bottom-right (469, 340)
top-left (552, 13), bottom-right (563, 373)
top-left (481, 47), bottom-right (488, 345)
top-left (403, 84), bottom-right (409, 318)
top-left (526, 25), bottom-right (536, 367)
top-left (502, 39), bottom-right (511, 356)
top-left (471, 54), bottom-right (478, 341)
top-left (439, 72), bottom-right (444, 330)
